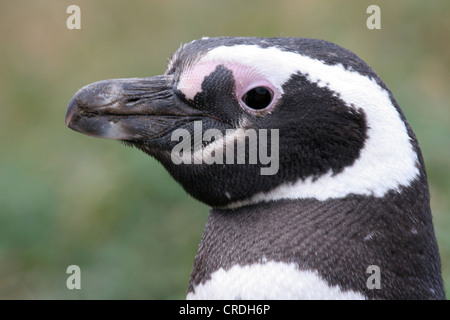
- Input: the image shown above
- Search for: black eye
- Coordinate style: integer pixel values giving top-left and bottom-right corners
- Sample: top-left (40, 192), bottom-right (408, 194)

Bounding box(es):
top-left (242, 87), bottom-right (273, 110)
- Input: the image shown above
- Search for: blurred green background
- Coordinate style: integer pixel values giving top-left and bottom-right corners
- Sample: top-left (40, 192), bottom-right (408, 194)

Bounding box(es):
top-left (0, 0), bottom-right (449, 299)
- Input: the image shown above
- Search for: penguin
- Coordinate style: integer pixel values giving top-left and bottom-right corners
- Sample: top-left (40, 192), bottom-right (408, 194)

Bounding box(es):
top-left (65, 37), bottom-right (446, 300)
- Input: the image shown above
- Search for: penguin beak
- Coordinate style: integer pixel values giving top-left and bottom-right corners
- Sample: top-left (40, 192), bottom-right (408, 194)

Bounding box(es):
top-left (65, 75), bottom-right (203, 141)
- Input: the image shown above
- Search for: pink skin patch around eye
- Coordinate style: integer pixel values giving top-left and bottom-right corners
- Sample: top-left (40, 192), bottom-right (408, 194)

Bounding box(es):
top-left (177, 61), bottom-right (280, 112)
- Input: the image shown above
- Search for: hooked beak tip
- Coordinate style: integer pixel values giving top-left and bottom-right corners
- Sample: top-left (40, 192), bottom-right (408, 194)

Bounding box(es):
top-left (65, 98), bottom-right (79, 127)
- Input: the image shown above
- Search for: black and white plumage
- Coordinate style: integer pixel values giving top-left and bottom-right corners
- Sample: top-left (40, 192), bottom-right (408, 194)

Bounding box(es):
top-left (65, 37), bottom-right (445, 299)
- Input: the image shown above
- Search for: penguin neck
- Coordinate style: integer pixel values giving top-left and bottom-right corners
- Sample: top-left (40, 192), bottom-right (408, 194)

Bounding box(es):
top-left (188, 183), bottom-right (445, 299)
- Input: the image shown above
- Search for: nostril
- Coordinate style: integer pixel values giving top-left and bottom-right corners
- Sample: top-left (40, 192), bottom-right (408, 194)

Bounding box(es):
top-left (127, 97), bottom-right (140, 104)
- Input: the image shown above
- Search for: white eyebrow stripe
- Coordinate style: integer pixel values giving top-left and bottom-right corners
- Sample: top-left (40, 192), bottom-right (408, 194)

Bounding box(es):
top-left (194, 45), bottom-right (419, 206)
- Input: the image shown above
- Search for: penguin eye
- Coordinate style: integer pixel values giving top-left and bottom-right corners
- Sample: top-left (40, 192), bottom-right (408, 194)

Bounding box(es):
top-left (241, 87), bottom-right (273, 110)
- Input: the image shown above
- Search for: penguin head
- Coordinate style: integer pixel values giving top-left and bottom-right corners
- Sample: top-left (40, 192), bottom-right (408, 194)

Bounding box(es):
top-left (66, 37), bottom-right (421, 208)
